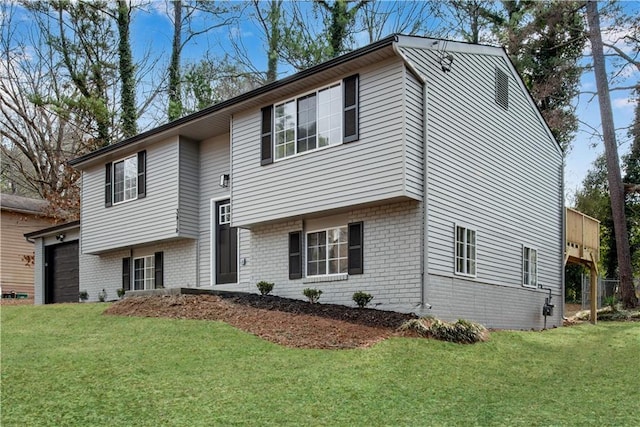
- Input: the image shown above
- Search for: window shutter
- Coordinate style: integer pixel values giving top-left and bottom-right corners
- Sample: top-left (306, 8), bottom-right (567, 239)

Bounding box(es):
top-left (261, 106), bottom-right (273, 165)
top-left (154, 251), bottom-right (163, 289)
top-left (348, 222), bottom-right (363, 275)
top-left (122, 257), bottom-right (131, 291)
top-left (137, 150), bottom-right (146, 199)
top-left (105, 162), bottom-right (113, 207)
top-left (343, 74), bottom-right (359, 143)
top-left (289, 231), bottom-right (302, 279)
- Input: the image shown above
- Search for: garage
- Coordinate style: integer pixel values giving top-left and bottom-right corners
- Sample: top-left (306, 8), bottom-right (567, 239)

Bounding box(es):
top-left (45, 241), bottom-right (79, 303)
top-left (24, 220), bottom-right (80, 305)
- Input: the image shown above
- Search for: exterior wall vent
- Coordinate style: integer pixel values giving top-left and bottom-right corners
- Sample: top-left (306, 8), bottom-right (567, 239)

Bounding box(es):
top-left (495, 68), bottom-right (509, 110)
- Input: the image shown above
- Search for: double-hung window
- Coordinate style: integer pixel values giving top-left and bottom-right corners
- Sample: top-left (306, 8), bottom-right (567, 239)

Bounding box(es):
top-left (105, 151), bottom-right (146, 207)
top-left (307, 226), bottom-right (348, 276)
top-left (261, 74), bottom-right (358, 165)
top-left (123, 251), bottom-right (163, 291)
top-left (522, 246), bottom-right (538, 287)
top-left (134, 255), bottom-right (155, 290)
top-left (455, 225), bottom-right (477, 276)
top-left (289, 222), bottom-right (363, 279)
top-left (274, 84), bottom-right (342, 160)
top-left (113, 156), bottom-right (138, 204)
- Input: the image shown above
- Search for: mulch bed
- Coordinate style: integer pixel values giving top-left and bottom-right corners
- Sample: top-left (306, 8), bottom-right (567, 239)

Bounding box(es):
top-left (104, 293), bottom-right (418, 349)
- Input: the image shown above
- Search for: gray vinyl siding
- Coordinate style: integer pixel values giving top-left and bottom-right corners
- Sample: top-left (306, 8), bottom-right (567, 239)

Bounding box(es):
top-left (231, 58), bottom-right (419, 227)
top-left (198, 134), bottom-right (230, 286)
top-left (81, 136), bottom-right (183, 254)
top-left (178, 137), bottom-right (199, 238)
top-left (404, 69), bottom-right (424, 199)
top-left (399, 48), bottom-right (563, 304)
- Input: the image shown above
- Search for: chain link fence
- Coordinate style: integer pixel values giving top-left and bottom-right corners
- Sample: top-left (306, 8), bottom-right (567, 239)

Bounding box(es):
top-left (581, 276), bottom-right (640, 309)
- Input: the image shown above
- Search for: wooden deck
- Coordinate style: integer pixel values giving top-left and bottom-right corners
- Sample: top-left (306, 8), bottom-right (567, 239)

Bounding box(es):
top-left (565, 208), bottom-right (600, 323)
top-left (566, 208), bottom-right (600, 266)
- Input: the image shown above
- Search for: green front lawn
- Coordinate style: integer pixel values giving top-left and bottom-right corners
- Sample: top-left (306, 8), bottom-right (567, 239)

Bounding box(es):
top-left (2, 303), bottom-right (638, 426)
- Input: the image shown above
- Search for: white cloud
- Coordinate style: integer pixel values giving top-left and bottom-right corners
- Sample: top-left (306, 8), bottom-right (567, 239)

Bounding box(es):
top-left (613, 97), bottom-right (635, 109)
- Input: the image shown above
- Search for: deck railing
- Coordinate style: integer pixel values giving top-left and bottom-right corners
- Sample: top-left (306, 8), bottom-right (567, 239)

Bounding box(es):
top-left (566, 207), bottom-right (600, 264)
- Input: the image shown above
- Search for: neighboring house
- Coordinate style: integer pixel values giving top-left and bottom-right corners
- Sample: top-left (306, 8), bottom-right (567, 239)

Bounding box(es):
top-left (38, 35), bottom-right (563, 329)
top-left (1, 194), bottom-right (55, 297)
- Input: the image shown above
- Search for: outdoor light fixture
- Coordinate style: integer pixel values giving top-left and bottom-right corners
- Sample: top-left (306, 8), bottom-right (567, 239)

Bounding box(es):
top-left (439, 52), bottom-right (454, 72)
top-left (56, 234), bottom-right (65, 242)
top-left (219, 174), bottom-right (230, 188)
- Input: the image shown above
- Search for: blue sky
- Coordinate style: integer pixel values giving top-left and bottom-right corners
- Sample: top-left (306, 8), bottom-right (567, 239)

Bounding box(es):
top-left (7, 1), bottom-right (639, 202)
top-left (123, 0), bottom-right (640, 201)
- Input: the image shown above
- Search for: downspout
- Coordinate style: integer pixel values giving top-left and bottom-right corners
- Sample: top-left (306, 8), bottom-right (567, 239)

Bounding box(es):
top-left (560, 158), bottom-right (566, 321)
top-left (421, 71), bottom-right (431, 311)
top-left (392, 41), bottom-right (431, 312)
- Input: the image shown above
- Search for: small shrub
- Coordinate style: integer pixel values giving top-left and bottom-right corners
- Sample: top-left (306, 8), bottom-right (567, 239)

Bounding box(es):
top-left (398, 318), bottom-right (430, 336)
top-left (117, 288), bottom-right (126, 299)
top-left (352, 291), bottom-right (373, 308)
top-left (98, 289), bottom-right (107, 302)
top-left (256, 281), bottom-right (274, 296)
top-left (79, 291), bottom-right (89, 302)
top-left (399, 316), bottom-right (488, 344)
top-left (303, 288), bottom-right (322, 304)
top-left (603, 295), bottom-right (618, 311)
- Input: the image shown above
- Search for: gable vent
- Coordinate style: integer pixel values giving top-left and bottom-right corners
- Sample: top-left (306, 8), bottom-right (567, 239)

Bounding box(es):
top-left (495, 68), bottom-right (509, 110)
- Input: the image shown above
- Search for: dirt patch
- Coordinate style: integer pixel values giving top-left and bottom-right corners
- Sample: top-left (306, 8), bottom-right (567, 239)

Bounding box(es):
top-left (0, 297), bottom-right (34, 306)
top-left (564, 303), bottom-right (582, 317)
top-left (104, 293), bottom-right (418, 349)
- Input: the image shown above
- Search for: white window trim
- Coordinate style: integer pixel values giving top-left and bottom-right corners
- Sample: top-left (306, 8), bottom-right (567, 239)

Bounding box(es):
top-left (133, 255), bottom-right (155, 290)
top-left (273, 80), bottom-right (343, 162)
top-left (209, 197), bottom-right (239, 287)
top-left (454, 223), bottom-right (477, 278)
top-left (112, 154), bottom-right (138, 206)
top-left (305, 225), bottom-right (348, 278)
top-left (522, 245), bottom-right (538, 288)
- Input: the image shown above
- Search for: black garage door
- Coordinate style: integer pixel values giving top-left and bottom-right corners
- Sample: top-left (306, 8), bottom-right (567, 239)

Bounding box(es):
top-left (45, 241), bottom-right (79, 304)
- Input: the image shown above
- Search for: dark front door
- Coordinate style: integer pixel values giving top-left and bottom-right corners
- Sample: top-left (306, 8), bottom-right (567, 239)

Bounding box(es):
top-left (45, 241), bottom-right (79, 303)
top-left (216, 199), bottom-right (237, 284)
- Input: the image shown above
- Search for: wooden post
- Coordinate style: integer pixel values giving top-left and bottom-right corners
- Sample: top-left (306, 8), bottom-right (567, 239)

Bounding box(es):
top-left (590, 263), bottom-right (598, 325)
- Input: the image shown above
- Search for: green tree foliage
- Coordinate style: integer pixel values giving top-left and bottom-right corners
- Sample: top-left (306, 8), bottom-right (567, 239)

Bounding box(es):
top-left (446, 0), bottom-right (502, 44)
top-left (182, 55), bottom-right (262, 114)
top-left (500, 1), bottom-right (585, 152)
top-left (278, 0), bottom-right (366, 71)
top-left (623, 96), bottom-right (640, 274)
top-left (116, 0), bottom-right (136, 137)
top-left (586, 0), bottom-right (637, 308)
top-left (261, 0), bottom-right (282, 83)
top-left (24, 0), bottom-right (119, 147)
top-left (574, 155), bottom-right (616, 277)
top-left (0, 1), bottom-right (123, 216)
top-left (166, 0), bottom-right (238, 121)
top-left (444, 1), bottom-right (585, 152)
top-left (316, 0), bottom-right (367, 57)
top-left (168, 0), bottom-right (183, 121)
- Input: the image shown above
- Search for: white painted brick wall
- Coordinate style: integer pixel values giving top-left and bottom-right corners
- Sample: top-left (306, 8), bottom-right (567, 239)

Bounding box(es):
top-left (426, 274), bottom-right (562, 330)
top-left (249, 200), bottom-right (423, 311)
top-left (79, 239), bottom-right (197, 302)
top-left (33, 239), bottom-right (44, 305)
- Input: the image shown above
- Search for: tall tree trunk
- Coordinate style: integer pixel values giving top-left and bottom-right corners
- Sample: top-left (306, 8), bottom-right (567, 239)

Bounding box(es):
top-left (117, 0), bottom-right (137, 137)
top-left (266, 0), bottom-right (281, 83)
top-left (168, 0), bottom-right (182, 121)
top-left (586, 1), bottom-right (638, 308)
